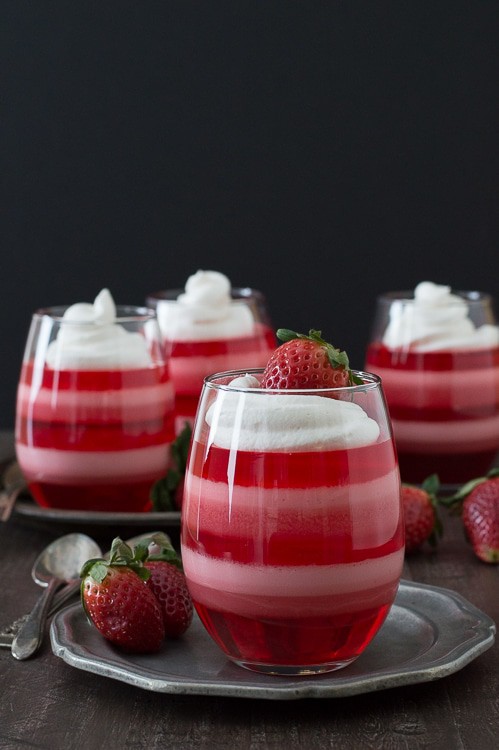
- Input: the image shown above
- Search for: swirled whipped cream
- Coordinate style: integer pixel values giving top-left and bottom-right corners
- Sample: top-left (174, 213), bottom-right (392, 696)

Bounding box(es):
top-left (156, 270), bottom-right (254, 341)
top-left (382, 282), bottom-right (499, 352)
top-left (205, 375), bottom-right (379, 451)
top-left (45, 289), bottom-right (152, 369)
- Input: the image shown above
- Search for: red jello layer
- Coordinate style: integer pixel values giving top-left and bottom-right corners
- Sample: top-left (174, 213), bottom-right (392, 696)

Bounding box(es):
top-left (182, 529), bottom-right (403, 566)
top-left (385, 405), bottom-right (498, 422)
top-left (16, 418), bottom-right (174, 451)
top-left (19, 361), bottom-right (171, 390)
top-left (366, 342), bottom-right (499, 371)
top-left (193, 601), bottom-right (392, 668)
top-left (397, 450), bottom-right (498, 486)
top-left (28, 480), bottom-right (153, 512)
top-left (190, 440), bottom-right (397, 489)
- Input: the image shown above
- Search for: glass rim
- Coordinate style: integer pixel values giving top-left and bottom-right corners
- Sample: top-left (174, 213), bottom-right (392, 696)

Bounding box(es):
top-left (376, 289), bottom-right (493, 306)
top-left (203, 367), bottom-right (382, 394)
top-left (33, 305), bottom-right (157, 324)
top-left (146, 286), bottom-right (267, 304)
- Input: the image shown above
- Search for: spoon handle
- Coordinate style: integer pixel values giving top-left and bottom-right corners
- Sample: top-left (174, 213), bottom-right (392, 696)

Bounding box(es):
top-left (11, 578), bottom-right (63, 660)
top-left (48, 579), bottom-right (81, 617)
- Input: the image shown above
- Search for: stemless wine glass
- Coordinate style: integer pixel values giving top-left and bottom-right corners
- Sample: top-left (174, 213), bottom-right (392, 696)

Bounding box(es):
top-left (365, 286), bottom-right (499, 485)
top-left (15, 304), bottom-right (175, 512)
top-left (147, 279), bottom-right (276, 432)
top-left (181, 369), bottom-right (404, 676)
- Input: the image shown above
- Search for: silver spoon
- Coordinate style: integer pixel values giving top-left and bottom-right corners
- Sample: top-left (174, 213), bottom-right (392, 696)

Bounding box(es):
top-left (11, 533), bottom-right (102, 660)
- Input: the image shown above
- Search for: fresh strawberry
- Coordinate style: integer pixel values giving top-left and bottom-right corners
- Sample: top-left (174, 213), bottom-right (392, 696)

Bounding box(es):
top-left (261, 328), bottom-right (362, 390)
top-left (151, 422), bottom-right (192, 511)
top-left (134, 532), bottom-right (193, 638)
top-left (444, 469), bottom-right (499, 563)
top-left (80, 538), bottom-right (165, 653)
top-left (144, 562), bottom-right (193, 637)
top-left (401, 474), bottom-right (442, 553)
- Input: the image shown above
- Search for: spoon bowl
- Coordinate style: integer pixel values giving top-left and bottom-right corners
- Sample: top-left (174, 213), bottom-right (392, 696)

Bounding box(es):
top-left (12, 533), bottom-right (101, 660)
top-left (32, 532), bottom-right (101, 585)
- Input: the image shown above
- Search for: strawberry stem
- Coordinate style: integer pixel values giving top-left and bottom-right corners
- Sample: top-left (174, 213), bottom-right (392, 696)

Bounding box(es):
top-left (441, 468), bottom-right (499, 509)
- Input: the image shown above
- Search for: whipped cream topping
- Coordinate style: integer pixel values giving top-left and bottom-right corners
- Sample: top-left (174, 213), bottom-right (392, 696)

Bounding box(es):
top-left (382, 282), bottom-right (499, 352)
top-left (156, 270), bottom-right (255, 341)
top-left (205, 379), bottom-right (380, 452)
top-left (45, 289), bottom-right (153, 369)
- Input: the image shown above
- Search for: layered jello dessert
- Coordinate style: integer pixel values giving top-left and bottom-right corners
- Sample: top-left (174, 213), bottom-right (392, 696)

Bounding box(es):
top-left (181, 330), bottom-right (404, 674)
top-left (16, 289), bottom-right (175, 512)
top-left (147, 271), bottom-right (275, 430)
top-left (366, 282), bottom-right (499, 484)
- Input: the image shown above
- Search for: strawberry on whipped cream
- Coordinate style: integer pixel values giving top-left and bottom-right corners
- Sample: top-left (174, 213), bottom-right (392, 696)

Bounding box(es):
top-left (16, 290), bottom-right (175, 512)
top-left (366, 282), bottom-right (499, 484)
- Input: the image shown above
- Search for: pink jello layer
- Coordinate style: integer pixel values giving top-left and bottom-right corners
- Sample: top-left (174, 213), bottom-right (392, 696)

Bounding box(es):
top-left (391, 415), bottom-right (499, 454)
top-left (182, 547), bottom-right (404, 620)
top-left (367, 364), bottom-right (499, 415)
top-left (183, 469), bottom-right (401, 563)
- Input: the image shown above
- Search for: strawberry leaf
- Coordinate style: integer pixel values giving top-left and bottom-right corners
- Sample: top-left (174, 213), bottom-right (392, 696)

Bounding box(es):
top-left (422, 473), bottom-right (440, 498)
top-left (276, 328), bottom-right (301, 343)
top-left (80, 558), bottom-right (107, 581)
top-left (151, 423), bottom-right (192, 511)
top-left (85, 561), bottom-right (109, 584)
top-left (108, 537), bottom-right (134, 564)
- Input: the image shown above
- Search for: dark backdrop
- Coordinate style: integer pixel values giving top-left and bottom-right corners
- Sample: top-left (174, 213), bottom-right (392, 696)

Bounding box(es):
top-left (2, 1), bottom-right (499, 428)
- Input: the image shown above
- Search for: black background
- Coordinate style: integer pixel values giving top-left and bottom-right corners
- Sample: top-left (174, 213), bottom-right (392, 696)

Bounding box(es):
top-left (2, 1), bottom-right (498, 428)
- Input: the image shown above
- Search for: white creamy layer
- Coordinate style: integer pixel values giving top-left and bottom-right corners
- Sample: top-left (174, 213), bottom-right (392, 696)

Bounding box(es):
top-left (17, 381), bottom-right (175, 421)
top-left (372, 365), bottom-right (499, 410)
top-left (16, 444), bottom-right (170, 482)
top-left (391, 415), bottom-right (499, 454)
top-left (205, 382), bottom-right (380, 451)
top-left (182, 547), bottom-right (403, 617)
top-left (45, 289), bottom-right (153, 369)
top-left (383, 282), bottom-right (499, 351)
top-left (157, 270), bottom-right (255, 341)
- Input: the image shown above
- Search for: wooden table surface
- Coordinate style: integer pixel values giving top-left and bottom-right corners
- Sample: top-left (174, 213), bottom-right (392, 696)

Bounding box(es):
top-left (1, 431), bottom-right (498, 750)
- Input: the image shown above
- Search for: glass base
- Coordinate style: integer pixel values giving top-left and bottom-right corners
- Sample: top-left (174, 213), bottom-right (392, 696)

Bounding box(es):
top-left (231, 656), bottom-right (357, 676)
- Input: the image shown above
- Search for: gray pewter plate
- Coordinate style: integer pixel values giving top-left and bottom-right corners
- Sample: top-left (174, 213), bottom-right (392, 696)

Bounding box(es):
top-left (2, 460), bottom-right (181, 527)
top-left (50, 580), bottom-right (495, 700)
top-left (14, 499), bottom-right (180, 527)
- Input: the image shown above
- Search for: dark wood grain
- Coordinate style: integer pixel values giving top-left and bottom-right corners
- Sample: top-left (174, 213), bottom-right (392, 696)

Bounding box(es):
top-left (1, 434), bottom-right (498, 750)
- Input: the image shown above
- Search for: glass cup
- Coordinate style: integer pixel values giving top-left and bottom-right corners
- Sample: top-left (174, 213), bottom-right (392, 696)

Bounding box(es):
top-left (15, 306), bottom-right (175, 512)
top-left (146, 287), bottom-right (276, 432)
top-left (365, 290), bottom-right (499, 485)
top-left (181, 369), bottom-right (404, 675)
